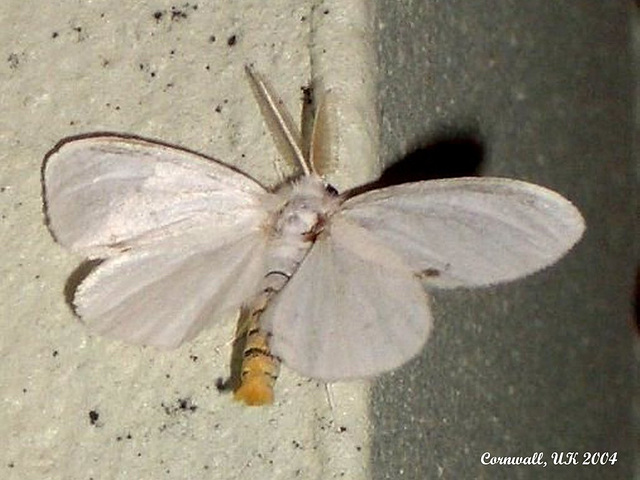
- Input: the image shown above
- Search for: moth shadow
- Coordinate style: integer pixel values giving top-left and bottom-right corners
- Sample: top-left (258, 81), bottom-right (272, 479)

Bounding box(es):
top-left (215, 333), bottom-right (246, 394)
top-left (63, 259), bottom-right (102, 313)
top-left (216, 309), bottom-right (251, 394)
top-left (346, 128), bottom-right (485, 197)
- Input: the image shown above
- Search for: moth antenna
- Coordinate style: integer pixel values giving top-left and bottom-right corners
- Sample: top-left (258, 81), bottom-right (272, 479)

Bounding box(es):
top-left (309, 93), bottom-right (337, 177)
top-left (244, 65), bottom-right (313, 176)
top-left (300, 83), bottom-right (315, 162)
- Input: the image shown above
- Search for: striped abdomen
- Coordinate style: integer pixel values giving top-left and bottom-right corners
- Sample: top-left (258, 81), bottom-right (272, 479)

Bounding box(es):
top-left (233, 176), bottom-right (336, 405)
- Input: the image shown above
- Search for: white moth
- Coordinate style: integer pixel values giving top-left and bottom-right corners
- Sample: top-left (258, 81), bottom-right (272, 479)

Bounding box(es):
top-left (43, 67), bottom-right (585, 405)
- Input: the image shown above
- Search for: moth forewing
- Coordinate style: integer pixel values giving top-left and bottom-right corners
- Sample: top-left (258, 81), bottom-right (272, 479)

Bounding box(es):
top-left (43, 135), bottom-right (270, 258)
top-left (338, 177), bottom-right (586, 289)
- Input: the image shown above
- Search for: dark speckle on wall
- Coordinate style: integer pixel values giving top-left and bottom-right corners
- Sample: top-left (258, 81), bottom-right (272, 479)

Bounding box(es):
top-left (88, 409), bottom-right (100, 426)
top-left (7, 53), bottom-right (20, 70)
top-left (152, 3), bottom-right (199, 23)
top-left (161, 397), bottom-right (197, 415)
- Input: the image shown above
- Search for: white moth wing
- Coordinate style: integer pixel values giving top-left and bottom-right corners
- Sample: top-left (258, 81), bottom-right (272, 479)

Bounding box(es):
top-left (75, 222), bottom-right (267, 348)
top-left (44, 135), bottom-right (270, 258)
top-left (263, 216), bottom-right (432, 381)
top-left (339, 177), bottom-right (586, 288)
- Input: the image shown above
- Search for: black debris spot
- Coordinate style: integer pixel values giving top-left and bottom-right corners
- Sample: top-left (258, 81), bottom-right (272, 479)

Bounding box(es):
top-left (179, 398), bottom-right (197, 412)
top-left (162, 397), bottom-right (197, 415)
top-left (301, 84), bottom-right (313, 105)
top-left (227, 34), bottom-right (237, 46)
top-left (215, 376), bottom-right (232, 392)
top-left (138, 62), bottom-right (157, 80)
top-left (72, 26), bottom-right (86, 42)
top-left (153, 4), bottom-right (197, 23)
top-left (7, 53), bottom-right (19, 70)
top-left (420, 268), bottom-right (441, 278)
top-left (88, 410), bottom-right (100, 426)
top-left (171, 7), bottom-right (187, 21)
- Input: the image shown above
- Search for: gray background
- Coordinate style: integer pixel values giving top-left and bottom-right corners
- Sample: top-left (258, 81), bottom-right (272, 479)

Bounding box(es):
top-left (372, 1), bottom-right (635, 479)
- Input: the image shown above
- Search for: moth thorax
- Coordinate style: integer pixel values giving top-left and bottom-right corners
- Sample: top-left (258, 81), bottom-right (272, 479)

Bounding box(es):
top-left (275, 197), bottom-right (326, 241)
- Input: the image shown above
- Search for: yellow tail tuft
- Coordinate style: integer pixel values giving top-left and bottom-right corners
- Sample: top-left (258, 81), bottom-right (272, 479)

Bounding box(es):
top-left (234, 377), bottom-right (274, 406)
top-left (232, 300), bottom-right (281, 406)
top-left (233, 352), bottom-right (278, 406)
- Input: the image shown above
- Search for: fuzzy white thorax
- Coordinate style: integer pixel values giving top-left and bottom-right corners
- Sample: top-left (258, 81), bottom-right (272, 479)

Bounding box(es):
top-left (261, 174), bottom-right (340, 292)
